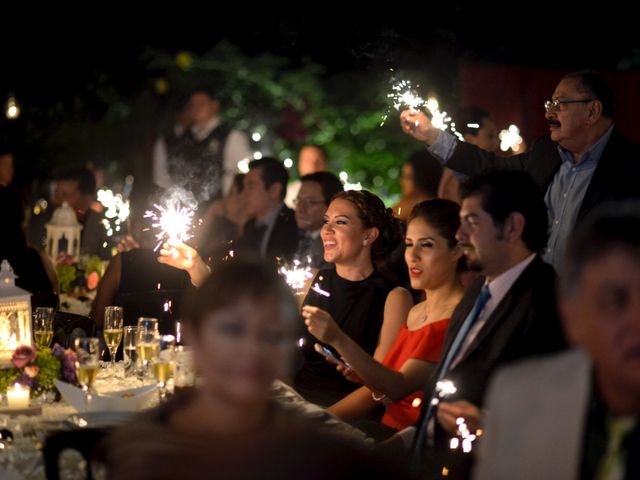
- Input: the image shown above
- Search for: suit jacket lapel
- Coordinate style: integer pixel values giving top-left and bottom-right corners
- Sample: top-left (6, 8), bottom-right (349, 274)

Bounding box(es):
top-left (456, 256), bottom-right (542, 364)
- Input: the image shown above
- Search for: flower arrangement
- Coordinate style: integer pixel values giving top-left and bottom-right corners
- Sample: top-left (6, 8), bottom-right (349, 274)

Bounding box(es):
top-left (55, 254), bottom-right (105, 294)
top-left (0, 344), bottom-right (77, 397)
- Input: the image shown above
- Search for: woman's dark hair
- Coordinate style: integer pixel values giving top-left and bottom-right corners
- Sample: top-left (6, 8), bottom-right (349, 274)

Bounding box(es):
top-left (406, 150), bottom-right (443, 198)
top-left (186, 259), bottom-right (298, 335)
top-left (331, 190), bottom-right (402, 262)
top-left (408, 199), bottom-right (461, 249)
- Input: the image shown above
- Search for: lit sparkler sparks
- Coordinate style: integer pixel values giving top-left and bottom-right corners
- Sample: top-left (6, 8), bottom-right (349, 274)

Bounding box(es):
top-left (278, 259), bottom-right (314, 295)
top-left (98, 188), bottom-right (130, 237)
top-left (499, 124), bottom-right (524, 152)
top-left (384, 78), bottom-right (452, 132)
top-left (311, 283), bottom-right (331, 297)
top-left (144, 201), bottom-right (195, 251)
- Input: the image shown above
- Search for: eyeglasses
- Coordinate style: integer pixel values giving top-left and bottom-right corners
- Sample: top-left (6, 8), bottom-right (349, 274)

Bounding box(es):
top-left (544, 98), bottom-right (596, 112)
top-left (293, 197), bottom-right (326, 208)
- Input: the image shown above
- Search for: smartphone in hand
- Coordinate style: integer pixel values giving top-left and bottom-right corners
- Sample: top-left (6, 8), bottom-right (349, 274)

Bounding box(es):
top-left (315, 344), bottom-right (351, 368)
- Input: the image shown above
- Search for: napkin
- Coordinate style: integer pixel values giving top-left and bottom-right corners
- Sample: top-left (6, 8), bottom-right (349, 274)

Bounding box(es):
top-left (54, 379), bottom-right (157, 412)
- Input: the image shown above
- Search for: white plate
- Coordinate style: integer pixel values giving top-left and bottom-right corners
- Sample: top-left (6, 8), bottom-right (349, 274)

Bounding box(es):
top-left (66, 410), bottom-right (135, 428)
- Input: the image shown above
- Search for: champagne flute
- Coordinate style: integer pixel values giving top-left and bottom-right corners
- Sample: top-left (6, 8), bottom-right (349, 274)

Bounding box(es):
top-left (33, 307), bottom-right (55, 349)
top-left (103, 306), bottom-right (124, 375)
top-left (122, 326), bottom-right (138, 377)
top-left (136, 318), bottom-right (159, 382)
top-left (152, 335), bottom-right (175, 403)
top-left (74, 337), bottom-right (100, 412)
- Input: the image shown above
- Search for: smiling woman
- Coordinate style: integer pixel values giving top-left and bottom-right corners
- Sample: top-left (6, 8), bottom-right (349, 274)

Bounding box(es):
top-left (293, 190), bottom-right (414, 407)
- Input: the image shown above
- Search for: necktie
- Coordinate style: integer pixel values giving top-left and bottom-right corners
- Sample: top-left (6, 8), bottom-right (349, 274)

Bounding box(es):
top-left (595, 417), bottom-right (635, 480)
top-left (244, 221), bottom-right (268, 255)
top-left (411, 285), bottom-right (492, 464)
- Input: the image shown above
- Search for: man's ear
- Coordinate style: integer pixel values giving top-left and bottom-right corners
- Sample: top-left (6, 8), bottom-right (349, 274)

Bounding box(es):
top-left (504, 211), bottom-right (525, 242)
top-left (268, 182), bottom-right (284, 201)
top-left (586, 99), bottom-right (603, 125)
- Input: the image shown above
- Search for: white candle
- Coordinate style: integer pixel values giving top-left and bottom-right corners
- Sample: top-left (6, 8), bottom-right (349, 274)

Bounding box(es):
top-left (6, 383), bottom-right (30, 409)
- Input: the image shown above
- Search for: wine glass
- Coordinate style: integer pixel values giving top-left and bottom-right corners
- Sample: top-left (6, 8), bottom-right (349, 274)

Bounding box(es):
top-left (103, 306), bottom-right (124, 376)
top-left (74, 337), bottom-right (100, 412)
top-left (122, 326), bottom-right (138, 377)
top-left (136, 318), bottom-right (159, 382)
top-left (33, 307), bottom-right (55, 349)
top-left (152, 335), bottom-right (175, 403)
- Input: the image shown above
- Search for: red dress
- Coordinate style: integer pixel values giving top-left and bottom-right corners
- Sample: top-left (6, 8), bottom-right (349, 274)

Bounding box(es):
top-left (380, 318), bottom-right (450, 430)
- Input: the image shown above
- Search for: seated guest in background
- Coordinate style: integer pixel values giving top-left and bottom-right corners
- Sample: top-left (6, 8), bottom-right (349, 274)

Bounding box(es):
top-left (392, 150), bottom-right (443, 221)
top-left (235, 157), bottom-right (300, 263)
top-left (194, 173), bottom-right (247, 262)
top-left (475, 202), bottom-right (640, 480)
top-left (294, 171), bottom-right (343, 269)
top-left (306, 200), bottom-right (464, 436)
top-left (0, 185), bottom-right (57, 303)
top-left (293, 190), bottom-right (414, 406)
top-left (53, 166), bottom-right (110, 259)
top-left (284, 143), bottom-right (330, 208)
top-left (101, 259), bottom-right (401, 479)
top-left (90, 183), bottom-right (191, 329)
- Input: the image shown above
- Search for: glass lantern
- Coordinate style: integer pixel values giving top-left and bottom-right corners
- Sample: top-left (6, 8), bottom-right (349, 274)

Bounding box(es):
top-left (0, 260), bottom-right (33, 363)
top-left (45, 201), bottom-right (83, 261)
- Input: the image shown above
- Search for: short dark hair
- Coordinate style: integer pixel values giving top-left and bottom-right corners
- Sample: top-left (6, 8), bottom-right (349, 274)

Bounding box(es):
top-left (563, 70), bottom-right (616, 118)
top-left (562, 202), bottom-right (640, 296)
top-left (249, 157), bottom-right (289, 201)
top-left (55, 166), bottom-right (96, 196)
top-left (463, 170), bottom-right (549, 253)
top-left (453, 106), bottom-right (492, 137)
top-left (405, 150), bottom-right (443, 197)
top-left (185, 258), bottom-right (298, 335)
top-left (188, 86), bottom-right (219, 102)
top-left (300, 172), bottom-right (343, 205)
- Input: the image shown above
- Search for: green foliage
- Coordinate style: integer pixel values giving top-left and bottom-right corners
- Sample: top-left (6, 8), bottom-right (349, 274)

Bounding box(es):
top-left (26, 41), bottom-right (422, 203)
top-left (56, 264), bottom-right (76, 293)
top-left (35, 350), bottom-right (62, 394)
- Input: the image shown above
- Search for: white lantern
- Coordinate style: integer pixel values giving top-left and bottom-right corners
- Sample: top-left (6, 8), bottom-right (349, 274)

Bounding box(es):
top-left (45, 201), bottom-right (83, 261)
top-left (0, 260), bottom-right (33, 363)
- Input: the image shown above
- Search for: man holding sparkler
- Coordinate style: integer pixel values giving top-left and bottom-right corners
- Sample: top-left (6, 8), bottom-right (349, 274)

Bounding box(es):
top-left (475, 203), bottom-right (640, 480)
top-left (405, 171), bottom-right (565, 479)
top-left (401, 70), bottom-right (640, 272)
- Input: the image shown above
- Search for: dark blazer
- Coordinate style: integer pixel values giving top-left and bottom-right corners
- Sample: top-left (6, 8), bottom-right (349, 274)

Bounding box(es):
top-left (447, 128), bottom-right (640, 228)
top-left (415, 255), bottom-right (566, 479)
top-left (238, 205), bottom-right (300, 263)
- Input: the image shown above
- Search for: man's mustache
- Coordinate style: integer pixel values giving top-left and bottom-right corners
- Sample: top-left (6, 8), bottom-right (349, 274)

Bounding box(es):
top-left (547, 119), bottom-right (561, 128)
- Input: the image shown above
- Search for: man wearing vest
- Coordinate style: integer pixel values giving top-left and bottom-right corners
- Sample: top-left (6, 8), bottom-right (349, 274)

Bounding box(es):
top-left (154, 87), bottom-right (251, 203)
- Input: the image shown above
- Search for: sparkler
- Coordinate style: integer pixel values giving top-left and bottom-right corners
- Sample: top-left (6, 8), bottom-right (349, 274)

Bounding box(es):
top-left (278, 258), bottom-right (314, 295)
top-left (144, 200), bottom-right (195, 251)
top-left (311, 283), bottom-right (331, 298)
top-left (499, 124), bottom-right (524, 152)
top-left (97, 188), bottom-right (130, 238)
top-left (384, 77), bottom-right (452, 133)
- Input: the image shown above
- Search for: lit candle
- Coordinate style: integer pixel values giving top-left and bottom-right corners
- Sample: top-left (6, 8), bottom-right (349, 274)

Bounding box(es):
top-left (6, 383), bottom-right (30, 409)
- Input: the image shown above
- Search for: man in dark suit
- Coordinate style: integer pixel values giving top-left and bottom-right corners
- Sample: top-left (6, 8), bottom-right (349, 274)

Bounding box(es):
top-left (475, 202), bottom-right (640, 479)
top-left (402, 170), bottom-right (566, 479)
top-left (400, 70), bottom-right (640, 271)
top-left (236, 157), bottom-right (300, 263)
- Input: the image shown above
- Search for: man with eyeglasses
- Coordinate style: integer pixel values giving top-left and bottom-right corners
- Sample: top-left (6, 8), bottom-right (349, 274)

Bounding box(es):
top-left (294, 171), bottom-right (343, 269)
top-left (400, 70), bottom-right (640, 272)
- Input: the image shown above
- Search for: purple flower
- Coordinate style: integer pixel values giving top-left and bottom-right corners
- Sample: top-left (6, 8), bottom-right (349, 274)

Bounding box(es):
top-left (52, 343), bottom-right (65, 360)
top-left (12, 345), bottom-right (36, 368)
